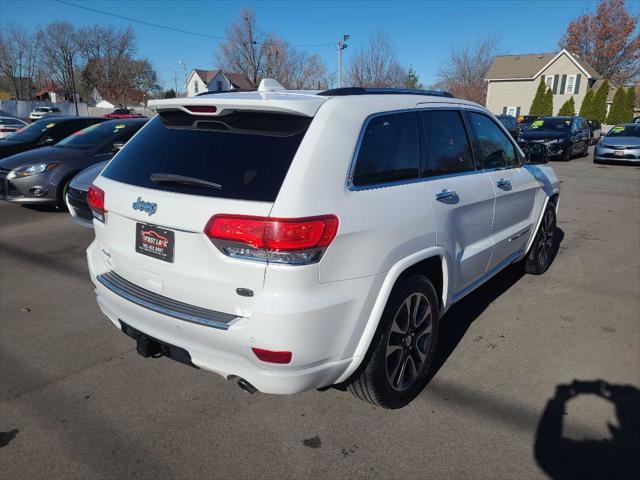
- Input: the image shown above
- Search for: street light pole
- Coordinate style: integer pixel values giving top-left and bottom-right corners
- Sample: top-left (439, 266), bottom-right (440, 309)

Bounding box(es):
top-left (178, 60), bottom-right (187, 95)
top-left (337, 35), bottom-right (350, 88)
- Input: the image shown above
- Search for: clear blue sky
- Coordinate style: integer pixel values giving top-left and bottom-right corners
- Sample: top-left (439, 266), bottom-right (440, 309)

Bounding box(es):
top-left (1, 0), bottom-right (637, 90)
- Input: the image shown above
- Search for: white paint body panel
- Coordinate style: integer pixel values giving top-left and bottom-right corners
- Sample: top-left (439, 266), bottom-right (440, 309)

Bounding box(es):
top-left (88, 90), bottom-right (560, 394)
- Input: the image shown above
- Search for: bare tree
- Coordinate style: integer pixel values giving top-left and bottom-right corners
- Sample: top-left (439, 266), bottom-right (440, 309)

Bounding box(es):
top-left (38, 22), bottom-right (81, 99)
top-left (437, 35), bottom-right (500, 104)
top-left (216, 8), bottom-right (329, 89)
top-left (0, 25), bottom-right (40, 99)
top-left (216, 8), bottom-right (265, 85)
top-left (346, 30), bottom-right (408, 88)
top-left (77, 25), bottom-right (137, 100)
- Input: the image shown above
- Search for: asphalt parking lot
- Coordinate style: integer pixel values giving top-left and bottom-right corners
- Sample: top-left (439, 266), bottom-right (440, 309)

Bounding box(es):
top-left (1, 149), bottom-right (639, 479)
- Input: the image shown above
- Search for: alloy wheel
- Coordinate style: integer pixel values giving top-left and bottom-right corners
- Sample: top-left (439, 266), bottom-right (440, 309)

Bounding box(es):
top-left (537, 210), bottom-right (555, 267)
top-left (385, 292), bottom-right (433, 391)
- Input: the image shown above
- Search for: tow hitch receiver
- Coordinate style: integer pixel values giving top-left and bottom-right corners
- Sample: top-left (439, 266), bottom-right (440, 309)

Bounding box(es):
top-left (119, 320), bottom-right (196, 368)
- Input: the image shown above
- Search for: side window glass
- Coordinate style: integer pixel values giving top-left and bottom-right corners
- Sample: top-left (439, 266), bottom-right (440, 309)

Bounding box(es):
top-left (468, 112), bottom-right (519, 169)
top-left (352, 112), bottom-right (419, 187)
top-left (420, 110), bottom-right (474, 176)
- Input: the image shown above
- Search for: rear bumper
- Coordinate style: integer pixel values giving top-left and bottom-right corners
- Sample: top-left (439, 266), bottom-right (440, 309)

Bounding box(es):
top-left (87, 240), bottom-right (381, 394)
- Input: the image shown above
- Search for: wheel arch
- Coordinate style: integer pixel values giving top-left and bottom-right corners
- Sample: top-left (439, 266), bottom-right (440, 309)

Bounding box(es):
top-left (334, 247), bottom-right (450, 384)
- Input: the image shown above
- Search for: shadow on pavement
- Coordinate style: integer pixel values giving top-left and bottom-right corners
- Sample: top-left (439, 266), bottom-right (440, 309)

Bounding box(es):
top-left (534, 380), bottom-right (640, 479)
top-left (430, 227), bottom-right (564, 379)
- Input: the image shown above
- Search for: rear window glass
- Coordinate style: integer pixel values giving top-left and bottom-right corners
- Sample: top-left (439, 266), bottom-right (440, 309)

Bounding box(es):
top-left (101, 112), bottom-right (311, 202)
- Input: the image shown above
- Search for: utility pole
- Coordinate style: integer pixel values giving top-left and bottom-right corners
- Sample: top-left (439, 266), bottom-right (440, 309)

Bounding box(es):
top-left (337, 34), bottom-right (350, 88)
top-left (68, 52), bottom-right (79, 116)
top-left (172, 71), bottom-right (178, 96)
top-left (178, 60), bottom-right (187, 95)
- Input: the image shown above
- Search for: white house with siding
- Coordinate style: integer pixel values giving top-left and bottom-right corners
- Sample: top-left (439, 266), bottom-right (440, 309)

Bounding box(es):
top-left (185, 69), bottom-right (254, 97)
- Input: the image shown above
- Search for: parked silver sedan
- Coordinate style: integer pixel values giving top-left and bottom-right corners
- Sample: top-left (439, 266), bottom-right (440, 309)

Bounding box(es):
top-left (594, 124), bottom-right (640, 164)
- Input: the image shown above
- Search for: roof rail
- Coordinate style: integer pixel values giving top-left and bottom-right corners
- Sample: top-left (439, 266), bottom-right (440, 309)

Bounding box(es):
top-left (317, 87), bottom-right (454, 98)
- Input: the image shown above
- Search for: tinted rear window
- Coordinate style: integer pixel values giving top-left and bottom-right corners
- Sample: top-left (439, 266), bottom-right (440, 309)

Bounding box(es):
top-left (101, 112), bottom-right (311, 202)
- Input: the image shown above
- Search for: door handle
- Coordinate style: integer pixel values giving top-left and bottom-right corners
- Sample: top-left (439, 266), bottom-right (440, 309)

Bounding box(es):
top-left (496, 179), bottom-right (512, 191)
top-left (435, 189), bottom-right (457, 203)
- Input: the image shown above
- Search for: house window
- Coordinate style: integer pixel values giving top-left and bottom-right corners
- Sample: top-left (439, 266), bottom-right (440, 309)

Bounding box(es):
top-left (506, 106), bottom-right (518, 116)
top-left (217, 80), bottom-right (223, 92)
top-left (194, 80), bottom-right (199, 94)
top-left (545, 75), bottom-right (555, 90)
top-left (566, 75), bottom-right (576, 94)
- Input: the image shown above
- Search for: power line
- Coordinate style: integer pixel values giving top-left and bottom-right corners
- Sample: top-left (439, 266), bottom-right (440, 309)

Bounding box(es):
top-left (54, 0), bottom-right (227, 40)
top-left (54, 0), bottom-right (333, 48)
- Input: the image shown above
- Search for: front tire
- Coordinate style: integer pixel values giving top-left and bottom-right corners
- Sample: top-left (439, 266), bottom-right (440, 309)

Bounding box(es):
top-left (348, 275), bottom-right (440, 409)
top-left (523, 204), bottom-right (557, 275)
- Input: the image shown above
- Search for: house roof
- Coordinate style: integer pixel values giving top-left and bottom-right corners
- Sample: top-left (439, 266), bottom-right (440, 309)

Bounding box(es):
top-left (191, 69), bottom-right (255, 90)
top-left (485, 50), bottom-right (600, 80)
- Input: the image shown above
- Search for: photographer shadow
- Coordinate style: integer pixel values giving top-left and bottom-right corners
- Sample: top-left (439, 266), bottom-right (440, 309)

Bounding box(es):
top-left (534, 380), bottom-right (640, 479)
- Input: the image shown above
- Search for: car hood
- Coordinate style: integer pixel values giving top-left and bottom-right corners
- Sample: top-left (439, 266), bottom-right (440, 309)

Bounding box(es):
top-left (69, 160), bottom-right (108, 190)
top-left (599, 136), bottom-right (640, 147)
top-left (519, 130), bottom-right (569, 141)
top-left (0, 146), bottom-right (87, 170)
top-left (0, 139), bottom-right (37, 160)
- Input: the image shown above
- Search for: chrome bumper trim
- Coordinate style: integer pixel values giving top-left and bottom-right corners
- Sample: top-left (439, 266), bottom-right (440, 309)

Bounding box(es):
top-left (97, 271), bottom-right (238, 330)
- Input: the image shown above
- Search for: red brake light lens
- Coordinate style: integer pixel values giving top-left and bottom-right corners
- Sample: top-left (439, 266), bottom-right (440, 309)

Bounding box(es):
top-left (204, 214), bottom-right (339, 264)
top-left (251, 347), bottom-right (292, 364)
top-left (87, 185), bottom-right (106, 222)
top-left (185, 105), bottom-right (217, 113)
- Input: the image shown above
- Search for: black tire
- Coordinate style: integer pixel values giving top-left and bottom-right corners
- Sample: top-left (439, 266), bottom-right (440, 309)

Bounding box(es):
top-left (581, 142), bottom-right (590, 157)
top-left (523, 204), bottom-right (557, 275)
top-left (57, 177), bottom-right (72, 210)
top-left (348, 275), bottom-right (440, 409)
top-left (562, 147), bottom-right (572, 162)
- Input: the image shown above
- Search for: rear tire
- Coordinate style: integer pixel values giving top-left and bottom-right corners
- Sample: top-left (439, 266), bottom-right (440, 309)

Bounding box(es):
top-left (523, 204), bottom-right (557, 275)
top-left (348, 275), bottom-right (440, 409)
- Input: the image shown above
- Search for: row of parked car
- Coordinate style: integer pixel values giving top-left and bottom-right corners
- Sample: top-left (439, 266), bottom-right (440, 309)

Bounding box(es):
top-left (495, 113), bottom-right (640, 164)
top-left (0, 115), bottom-right (147, 225)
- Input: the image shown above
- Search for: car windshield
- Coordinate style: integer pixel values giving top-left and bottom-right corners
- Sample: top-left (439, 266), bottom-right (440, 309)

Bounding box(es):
top-left (605, 125), bottom-right (640, 137)
top-left (36, 107), bottom-right (50, 112)
top-left (113, 109), bottom-right (132, 114)
top-left (528, 118), bottom-right (572, 131)
top-left (0, 118), bottom-right (62, 142)
top-left (0, 118), bottom-right (23, 126)
top-left (55, 121), bottom-right (132, 149)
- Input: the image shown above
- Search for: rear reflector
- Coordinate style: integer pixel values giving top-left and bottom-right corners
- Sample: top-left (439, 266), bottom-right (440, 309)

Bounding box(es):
top-left (185, 105), bottom-right (217, 113)
top-left (87, 185), bottom-right (106, 222)
top-left (251, 347), bottom-right (292, 364)
top-left (204, 214), bottom-right (339, 265)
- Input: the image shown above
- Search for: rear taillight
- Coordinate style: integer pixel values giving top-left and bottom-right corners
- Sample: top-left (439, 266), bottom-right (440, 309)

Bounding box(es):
top-left (0, 128), bottom-right (15, 133)
top-left (251, 347), bottom-right (292, 364)
top-left (185, 105), bottom-right (217, 113)
top-left (87, 185), bottom-right (106, 223)
top-left (204, 214), bottom-right (339, 265)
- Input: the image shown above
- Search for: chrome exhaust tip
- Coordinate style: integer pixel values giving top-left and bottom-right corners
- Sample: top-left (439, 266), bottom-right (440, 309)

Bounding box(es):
top-left (237, 378), bottom-right (257, 394)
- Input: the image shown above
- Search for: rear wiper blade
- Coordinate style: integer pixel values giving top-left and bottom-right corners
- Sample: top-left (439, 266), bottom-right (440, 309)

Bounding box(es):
top-left (149, 173), bottom-right (222, 190)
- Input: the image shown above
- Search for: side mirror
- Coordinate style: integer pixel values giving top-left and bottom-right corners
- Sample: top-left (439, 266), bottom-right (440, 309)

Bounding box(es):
top-left (526, 143), bottom-right (548, 164)
top-left (112, 142), bottom-right (125, 152)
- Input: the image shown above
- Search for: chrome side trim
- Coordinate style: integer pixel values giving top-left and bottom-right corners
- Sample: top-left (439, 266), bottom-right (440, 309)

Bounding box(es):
top-left (452, 250), bottom-right (523, 304)
top-left (508, 227), bottom-right (530, 243)
top-left (97, 271), bottom-right (238, 330)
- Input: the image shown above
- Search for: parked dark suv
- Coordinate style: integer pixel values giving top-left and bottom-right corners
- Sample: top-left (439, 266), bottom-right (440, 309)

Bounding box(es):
top-left (496, 114), bottom-right (519, 139)
top-left (518, 116), bottom-right (590, 161)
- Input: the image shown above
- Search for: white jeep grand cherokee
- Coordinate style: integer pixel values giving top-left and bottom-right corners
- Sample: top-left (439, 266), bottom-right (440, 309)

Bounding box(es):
top-left (87, 82), bottom-right (559, 408)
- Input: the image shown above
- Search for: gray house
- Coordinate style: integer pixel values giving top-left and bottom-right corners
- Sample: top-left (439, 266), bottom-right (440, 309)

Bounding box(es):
top-left (485, 49), bottom-right (603, 117)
